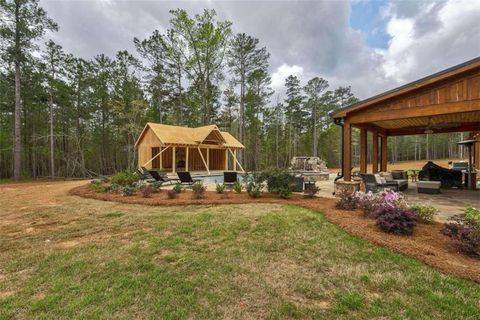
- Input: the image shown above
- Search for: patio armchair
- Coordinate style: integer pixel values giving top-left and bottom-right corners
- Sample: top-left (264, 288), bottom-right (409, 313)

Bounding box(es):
top-left (177, 171), bottom-right (202, 186)
top-left (223, 172), bottom-right (238, 187)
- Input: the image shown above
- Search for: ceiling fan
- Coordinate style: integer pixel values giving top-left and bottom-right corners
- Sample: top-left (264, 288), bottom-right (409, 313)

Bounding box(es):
top-left (423, 117), bottom-right (459, 134)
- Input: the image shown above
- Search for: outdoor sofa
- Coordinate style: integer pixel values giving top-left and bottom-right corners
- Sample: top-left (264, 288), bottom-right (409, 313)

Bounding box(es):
top-left (361, 172), bottom-right (408, 192)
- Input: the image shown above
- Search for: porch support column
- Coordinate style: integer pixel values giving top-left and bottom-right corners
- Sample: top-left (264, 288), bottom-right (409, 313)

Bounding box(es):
top-left (185, 147), bottom-right (189, 172)
top-left (372, 132), bottom-right (379, 173)
top-left (343, 119), bottom-right (352, 181)
top-left (206, 148), bottom-right (210, 171)
top-left (359, 128), bottom-right (368, 173)
top-left (159, 147), bottom-right (163, 170)
top-left (224, 149), bottom-right (228, 171)
top-left (172, 146), bottom-right (176, 174)
top-left (380, 135), bottom-right (388, 172)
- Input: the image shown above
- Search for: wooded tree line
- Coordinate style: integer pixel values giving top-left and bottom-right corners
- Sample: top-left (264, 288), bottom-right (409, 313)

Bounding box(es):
top-left (0, 0), bottom-right (469, 179)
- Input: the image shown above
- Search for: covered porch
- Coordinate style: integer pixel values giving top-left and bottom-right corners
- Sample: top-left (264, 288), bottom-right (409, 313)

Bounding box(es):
top-left (333, 57), bottom-right (480, 186)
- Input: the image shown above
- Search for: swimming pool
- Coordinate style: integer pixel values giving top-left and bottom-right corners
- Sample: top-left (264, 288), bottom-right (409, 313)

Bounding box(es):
top-left (193, 174), bottom-right (245, 184)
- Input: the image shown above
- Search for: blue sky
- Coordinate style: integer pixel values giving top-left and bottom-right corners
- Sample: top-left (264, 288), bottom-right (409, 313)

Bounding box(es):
top-left (350, 1), bottom-right (390, 49)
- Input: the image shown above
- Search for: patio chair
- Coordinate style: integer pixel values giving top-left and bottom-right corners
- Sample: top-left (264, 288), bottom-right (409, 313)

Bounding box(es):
top-left (224, 172), bottom-right (238, 187)
top-left (177, 171), bottom-right (202, 186)
top-left (148, 170), bottom-right (179, 185)
top-left (137, 169), bottom-right (154, 181)
top-left (360, 174), bottom-right (399, 192)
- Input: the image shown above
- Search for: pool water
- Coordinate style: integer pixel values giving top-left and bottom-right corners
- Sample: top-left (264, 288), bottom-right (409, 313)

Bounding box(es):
top-left (194, 174), bottom-right (245, 184)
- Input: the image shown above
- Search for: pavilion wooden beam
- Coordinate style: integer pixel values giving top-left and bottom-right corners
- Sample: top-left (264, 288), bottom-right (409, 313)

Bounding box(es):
top-left (381, 136), bottom-right (388, 172)
top-left (348, 100), bottom-right (479, 124)
top-left (386, 122), bottom-right (480, 136)
top-left (359, 128), bottom-right (367, 173)
top-left (372, 131), bottom-right (379, 173)
top-left (343, 119), bottom-right (352, 181)
top-left (353, 123), bottom-right (387, 137)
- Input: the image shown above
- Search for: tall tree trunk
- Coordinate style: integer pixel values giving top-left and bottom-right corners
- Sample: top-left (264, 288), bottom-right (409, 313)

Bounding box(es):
top-left (14, 62), bottom-right (22, 180)
top-left (49, 87), bottom-right (55, 177)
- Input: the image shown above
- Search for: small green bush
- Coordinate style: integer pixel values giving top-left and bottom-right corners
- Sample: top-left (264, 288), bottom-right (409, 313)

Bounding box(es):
top-left (233, 180), bottom-right (242, 193)
top-left (464, 207), bottom-right (480, 226)
top-left (173, 183), bottom-right (184, 193)
top-left (151, 181), bottom-right (163, 192)
top-left (244, 172), bottom-right (264, 198)
top-left (107, 183), bottom-right (122, 193)
top-left (110, 169), bottom-right (139, 187)
top-left (215, 182), bottom-right (226, 194)
top-left (191, 181), bottom-right (206, 199)
top-left (304, 185), bottom-right (320, 198)
top-left (410, 204), bottom-right (438, 223)
top-left (120, 185), bottom-right (136, 197)
top-left (262, 168), bottom-right (293, 198)
top-left (88, 180), bottom-right (106, 192)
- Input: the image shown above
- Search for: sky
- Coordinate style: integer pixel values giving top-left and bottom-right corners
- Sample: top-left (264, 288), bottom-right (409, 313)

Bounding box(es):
top-left (40, 0), bottom-right (480, 100)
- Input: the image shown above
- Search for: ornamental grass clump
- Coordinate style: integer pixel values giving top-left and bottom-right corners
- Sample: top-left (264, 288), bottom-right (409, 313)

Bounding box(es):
top-left (88, 180), bottom-right (106, 192)
top-left (173, 183), bottom-right (184, 193)
top-left (442, 207), bottom-right (480, 258)
top-left (191, 181), bottom-right (206, 199)
top-left (233, 180), bottom-right (242, 193)
top-left (215, 182), bottom-right (226, 194)
top-left (244, 172), bottom-right (264, 198)
top-left (120, 185), bottom-right (136, 197)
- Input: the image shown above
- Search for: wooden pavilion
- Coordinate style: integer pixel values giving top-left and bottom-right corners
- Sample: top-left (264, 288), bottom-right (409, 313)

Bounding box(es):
top-left (135, 123), bottom-right (245, 175)
top-left (332, 57), bottom-right (480, 182)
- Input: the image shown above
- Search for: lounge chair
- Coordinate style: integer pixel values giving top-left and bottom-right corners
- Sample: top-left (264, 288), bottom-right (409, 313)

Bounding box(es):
top-left (224, 172), bottom-right (238, 186)
top-left (137, 169), bottom-right (153, 181)
top-left (148, 170), bottom-right (179, 185)
top-left (177, 171), bottom-right (202, 186)
top-left (360, 173), bottom-right (399, 192)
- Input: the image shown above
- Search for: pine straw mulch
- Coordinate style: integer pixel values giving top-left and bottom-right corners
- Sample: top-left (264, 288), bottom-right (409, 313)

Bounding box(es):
top-left (70, 184), bottom-right (480, 284)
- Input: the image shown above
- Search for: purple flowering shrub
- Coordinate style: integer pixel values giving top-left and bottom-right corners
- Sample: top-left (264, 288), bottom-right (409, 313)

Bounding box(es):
top-left (354, 189), bottom-right (407, 218)
top-left (335, 191), bottom-right (361, 210)
top-left (375, 206), bottom-right (418, 235)
top-left (441, 208), bottom-right (480, 257)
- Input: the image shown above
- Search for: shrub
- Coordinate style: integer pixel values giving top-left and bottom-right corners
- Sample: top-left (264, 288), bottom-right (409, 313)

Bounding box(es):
top-left (140, 185), bottom-right (154, 198)
top-left (88, 180), bottom-right (106, 192)
top-left (151, 181), bottom-right (163, 192)
top-left (233, 180), bottom-right (242, 193)
top-left (442, 208), bottom-right (480, 257)
top-left (375, 206), bottom-right (417, 235)
top-left (191, 181), bottom-right (206, 199)
top-left (355, 190), bottom-right (407, 218)
top-left (120, 185), bottom-right (136, 197)
top-left (110, 169), bottom-right (139, 187)
top-left (134, 180), bottom-right (148, 190)
top-left (244, 172), bottom-right (264, 198)
top-left (304, 185), bottom-right (320, 198)
top-left (335, 191), bottom-right (360, 210)
top-left (215, 183), bottom-right (226, 194)
top-left (166, 189), bottom-right (177, 199)
top-left (173, 183), bottom-right (184, 193)
top-left (262, 168), bottom-right (293, 198)
top-left (410, 204), bottom-right (438, 223)
top-left (107, 183), bottom-right (122, 193)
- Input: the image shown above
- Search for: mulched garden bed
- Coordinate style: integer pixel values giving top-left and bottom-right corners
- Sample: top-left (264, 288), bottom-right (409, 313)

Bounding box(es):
top-left (70, 184), bottom-right (480, 283)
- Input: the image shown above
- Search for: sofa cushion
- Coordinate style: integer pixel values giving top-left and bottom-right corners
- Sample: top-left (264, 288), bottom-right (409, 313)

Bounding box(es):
top-left (383, 172), bottom-right (394, 182)
top-left (374, 174), bottom-right (383, 184)
top-left (391, 171), bottom-right (405, 180)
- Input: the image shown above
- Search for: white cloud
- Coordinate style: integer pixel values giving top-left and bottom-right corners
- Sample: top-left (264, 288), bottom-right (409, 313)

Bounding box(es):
top-left (271, 64), bottom-right (304, 90)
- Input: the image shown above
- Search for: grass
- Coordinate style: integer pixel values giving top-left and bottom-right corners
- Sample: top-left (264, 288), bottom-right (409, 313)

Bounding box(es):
top-left (0, 182), bottom-right (479, 319)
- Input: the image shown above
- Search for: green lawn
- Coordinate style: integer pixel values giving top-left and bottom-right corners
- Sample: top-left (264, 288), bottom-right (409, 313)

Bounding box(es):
top-left (1, 200), bottom-right (479, 319)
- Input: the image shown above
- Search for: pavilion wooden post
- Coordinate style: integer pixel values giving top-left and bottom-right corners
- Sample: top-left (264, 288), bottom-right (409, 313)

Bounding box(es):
top-left (343, 119), bottom-right (352, 181)
top-left (224, 149), bottom-right (228, 170)
top-left (206, 148), bottom-right (210, 170)
top-left (172, 146), bottom-right (176, 174)
top-left (380, 135), bottom-right (388, 172)
top-left (372, 132), bottom-right (379, 173)
top-left (185, 147), bottom-right (189, 172)
top-left (159, 147), bottom-right (163, 170)
top-left (233, 149), bottom-right (237, 171)
top-left (359, 128), bottom-right (368, 173)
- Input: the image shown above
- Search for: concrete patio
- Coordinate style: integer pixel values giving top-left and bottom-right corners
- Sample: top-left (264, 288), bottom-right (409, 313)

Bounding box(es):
top-left (316, 174), bottom-right (479, 221)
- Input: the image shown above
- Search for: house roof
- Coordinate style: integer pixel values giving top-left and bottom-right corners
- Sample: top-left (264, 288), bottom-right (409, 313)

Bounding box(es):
top-left (332, 56), bottom-right (480, 119)
top-left (135, 122), bottom-right (245, 149)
